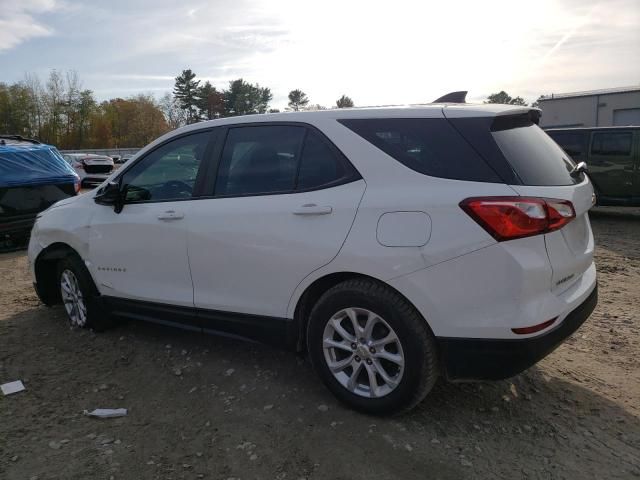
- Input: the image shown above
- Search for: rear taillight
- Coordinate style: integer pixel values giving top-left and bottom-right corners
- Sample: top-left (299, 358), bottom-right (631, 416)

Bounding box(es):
top-left (460, 196), bottom-right (575, 241)
top-left (74, 179), bottom-right (81, 193)
top-left (545, 199), bottom-right (576, 230)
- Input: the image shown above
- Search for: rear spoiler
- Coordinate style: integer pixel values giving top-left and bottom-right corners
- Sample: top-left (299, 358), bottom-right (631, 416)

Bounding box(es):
top-left (433, 94), bottom-right (541, 125)
top-left (492, 109), bottom-right (542, 130)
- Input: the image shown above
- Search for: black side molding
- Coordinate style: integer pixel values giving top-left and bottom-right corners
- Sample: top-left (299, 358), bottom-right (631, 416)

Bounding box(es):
top-left (102, 296), bottom-right (299, 350)
top-left (437, 285), bottom-right (598, 381)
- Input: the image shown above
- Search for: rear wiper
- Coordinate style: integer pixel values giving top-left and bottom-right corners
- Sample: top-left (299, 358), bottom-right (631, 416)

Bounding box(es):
top-left (569, 161), bottom-right (588, 178)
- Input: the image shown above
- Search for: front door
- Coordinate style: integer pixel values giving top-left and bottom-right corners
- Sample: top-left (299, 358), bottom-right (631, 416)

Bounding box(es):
top-left (187, 124), bottom-right (365, 325)
top-left (89, 130), bottom-right (215, 314)
top-left (588, 130), bottom-right (635, 198)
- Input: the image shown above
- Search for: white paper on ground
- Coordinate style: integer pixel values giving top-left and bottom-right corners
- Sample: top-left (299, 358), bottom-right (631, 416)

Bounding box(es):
top-left (1, 380), bottom-right (26, 395)
top-left (83, 408), bottom-right (128, 418)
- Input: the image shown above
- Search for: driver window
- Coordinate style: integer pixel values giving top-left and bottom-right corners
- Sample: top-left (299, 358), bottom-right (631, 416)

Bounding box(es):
top-left (121, 131), bottom-right (211, 202)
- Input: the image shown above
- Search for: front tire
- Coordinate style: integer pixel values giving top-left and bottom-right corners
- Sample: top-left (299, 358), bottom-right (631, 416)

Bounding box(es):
top-left (307, 278), bottom-right (439, 415)
top-left (57, 255), bottom-right (112, 331)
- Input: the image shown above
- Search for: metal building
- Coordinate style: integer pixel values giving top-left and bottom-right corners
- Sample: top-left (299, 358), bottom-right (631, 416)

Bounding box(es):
top-left (538, 86), bottom-right (640, 128)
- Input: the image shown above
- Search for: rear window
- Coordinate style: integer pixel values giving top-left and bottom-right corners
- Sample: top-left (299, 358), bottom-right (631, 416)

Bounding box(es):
top-left (338, 118), bottom-right (500, 183)
top-left (490, 115), bottom-right (578, 186)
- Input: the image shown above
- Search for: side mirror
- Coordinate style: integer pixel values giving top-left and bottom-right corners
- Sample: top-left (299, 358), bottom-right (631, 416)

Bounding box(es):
top-left (95, 181), bottom-right (125, 213)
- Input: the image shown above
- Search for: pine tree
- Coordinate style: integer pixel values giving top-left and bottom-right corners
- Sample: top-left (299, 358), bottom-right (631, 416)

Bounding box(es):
top-left (287, 89), bottom-right (309, 111)
top-left (173, 69), bottom-right (201, 124)
top-left (336, 95), bottom-right (354, 108)
top-left (197, 81), bottom-right (225, 119)
top-left (224, 79), bottom-right (272, 116)
top-left (485, 91), bottom-right (527, 106)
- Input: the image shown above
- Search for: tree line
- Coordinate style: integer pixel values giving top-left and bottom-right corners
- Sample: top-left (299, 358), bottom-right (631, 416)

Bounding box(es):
top-left (170, 69), bottom-right (355, 121)
top-left (0, 67), bottom-right (538, 150)
top-left (0, 69), bottom-right (358, 149)
top-left (0, 71), bottom-right (169, 149)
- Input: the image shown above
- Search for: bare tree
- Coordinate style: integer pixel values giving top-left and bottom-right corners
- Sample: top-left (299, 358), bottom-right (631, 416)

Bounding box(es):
top-left (159, 92), bottom-right (187, 129)
top-left (23, 73), bottom-right (44, 138)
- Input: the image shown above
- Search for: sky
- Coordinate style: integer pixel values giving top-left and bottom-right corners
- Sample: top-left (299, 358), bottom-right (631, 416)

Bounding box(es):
top-left (0, 0), bottom-right (638, 109)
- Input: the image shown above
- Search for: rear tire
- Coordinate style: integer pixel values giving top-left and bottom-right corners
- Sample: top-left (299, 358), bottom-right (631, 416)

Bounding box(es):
top-left (56, 255), bottom-right (113, 331)
top-left (306, 278), bottom-right (439, 415)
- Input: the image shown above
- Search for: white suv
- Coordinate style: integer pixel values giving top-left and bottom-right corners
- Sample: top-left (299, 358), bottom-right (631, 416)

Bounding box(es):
top-left (28, 100), bottom-right (598, 414)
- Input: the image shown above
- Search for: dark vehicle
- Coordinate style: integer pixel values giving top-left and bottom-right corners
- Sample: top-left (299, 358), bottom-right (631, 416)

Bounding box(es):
top-left (547, 127), bottom-right (640, 206)
top-left (0, 135), bottom-right (79, 250)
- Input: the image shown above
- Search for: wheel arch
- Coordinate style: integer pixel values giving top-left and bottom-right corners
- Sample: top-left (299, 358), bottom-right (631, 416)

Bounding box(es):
top-left (292, 271), bottom-right (434, 352)
top-left (34, 242), bottom-right (84, 305)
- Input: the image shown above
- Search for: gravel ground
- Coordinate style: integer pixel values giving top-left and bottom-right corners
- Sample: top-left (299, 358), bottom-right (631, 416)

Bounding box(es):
top-left (1, 208), bottom-right (639, 480)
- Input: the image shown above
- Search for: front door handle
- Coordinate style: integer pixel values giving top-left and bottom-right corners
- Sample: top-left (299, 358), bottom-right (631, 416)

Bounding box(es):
top-left (292, 204), bottom-right (333, 215)
top-left (157, 210), bottom-right (184, 220)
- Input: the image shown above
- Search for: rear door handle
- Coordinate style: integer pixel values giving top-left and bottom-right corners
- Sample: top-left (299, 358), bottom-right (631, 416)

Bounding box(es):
top-left (292, 204), bottom-right (333, 215)
top-left (157, 210), bottom-right (184, 220)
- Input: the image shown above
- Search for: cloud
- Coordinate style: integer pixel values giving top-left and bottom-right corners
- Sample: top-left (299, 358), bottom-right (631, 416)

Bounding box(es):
top-left (0, 0), bottom-right (638, 107)
top-left (0, 0), bottom-right (58, 52)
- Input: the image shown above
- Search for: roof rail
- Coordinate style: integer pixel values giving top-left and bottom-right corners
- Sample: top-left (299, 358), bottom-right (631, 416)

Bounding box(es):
top-left (432, 91), bottom-right (467, 103)
top-left (0, 135), bottom-right (41, 145)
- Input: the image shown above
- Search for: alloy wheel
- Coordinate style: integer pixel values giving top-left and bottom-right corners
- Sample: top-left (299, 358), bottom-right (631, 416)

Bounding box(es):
top-left (322, 307), bottom-right (405, 398)
top-left (60, 269), bottom-right (87, 327)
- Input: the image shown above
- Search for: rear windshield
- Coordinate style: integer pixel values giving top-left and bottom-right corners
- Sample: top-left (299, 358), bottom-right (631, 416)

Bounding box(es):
top-left (338, 118), bottom-right (500, 183)
top-left (490, 115), bottom-right (578, 186)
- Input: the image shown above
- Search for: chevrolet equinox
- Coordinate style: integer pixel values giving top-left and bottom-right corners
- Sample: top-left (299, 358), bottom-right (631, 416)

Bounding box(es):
top-left (28, 98), bottom-right (598, 414)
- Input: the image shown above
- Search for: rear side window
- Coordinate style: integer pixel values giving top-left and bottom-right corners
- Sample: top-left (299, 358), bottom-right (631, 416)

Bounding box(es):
top-left (591, 132), bottom-right (632, 156)
top-left (547, 131), bottom-right (587, 159)
top-left (297, 130), bottom-right (349, 190)
top-left (490, 115), bottom-right (578, 186)
top-left (215, 126), bottom-right (305, 196)
top-left (339, 118), bottom-right (500, 183)
top-left (214, 125), bottom-right (359, 196)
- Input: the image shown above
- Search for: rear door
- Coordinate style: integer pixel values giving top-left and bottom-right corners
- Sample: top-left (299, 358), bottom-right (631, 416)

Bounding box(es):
top-left (489, 117), bottom-right (594, 294)
top-left (187, 123), bottom-right (365, 322)
top-left (588, 130), bottom-right (635, 198)
top-left (82, 155), bottom-right (114, 175)
top-left (447, 111), bottom-right (595, 295)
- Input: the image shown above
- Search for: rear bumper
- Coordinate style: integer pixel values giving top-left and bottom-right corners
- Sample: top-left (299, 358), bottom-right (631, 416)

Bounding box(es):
top-left (438, 285), bottom-right (598, 381)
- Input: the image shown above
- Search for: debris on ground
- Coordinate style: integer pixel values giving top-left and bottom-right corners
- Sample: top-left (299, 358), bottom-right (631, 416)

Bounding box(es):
top-left (1, 380), bottom-right (25, 396)
top-left (83, 408), bottom-right (128, 418)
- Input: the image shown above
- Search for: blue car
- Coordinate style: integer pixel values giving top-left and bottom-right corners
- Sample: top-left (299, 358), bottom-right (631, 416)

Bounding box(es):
top-left (0, 135), bottom-right (79, 250)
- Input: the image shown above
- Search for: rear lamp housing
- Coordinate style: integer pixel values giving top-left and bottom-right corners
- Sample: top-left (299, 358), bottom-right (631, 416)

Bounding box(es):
top-left (460, 196), bottom-right (576, 241)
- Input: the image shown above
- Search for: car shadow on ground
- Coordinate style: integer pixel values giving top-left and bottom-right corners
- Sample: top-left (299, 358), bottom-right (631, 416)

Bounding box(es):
top-left (2, 306), bottom-right (639, 479)
top-left (590, 209), bottom-right (640, 263)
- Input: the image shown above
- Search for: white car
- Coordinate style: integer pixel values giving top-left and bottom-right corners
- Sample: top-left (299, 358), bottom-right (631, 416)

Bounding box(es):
top-left (62, 153), bottom-right (115, 188)
top-left (29, 98), bottom-right (597, 414)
